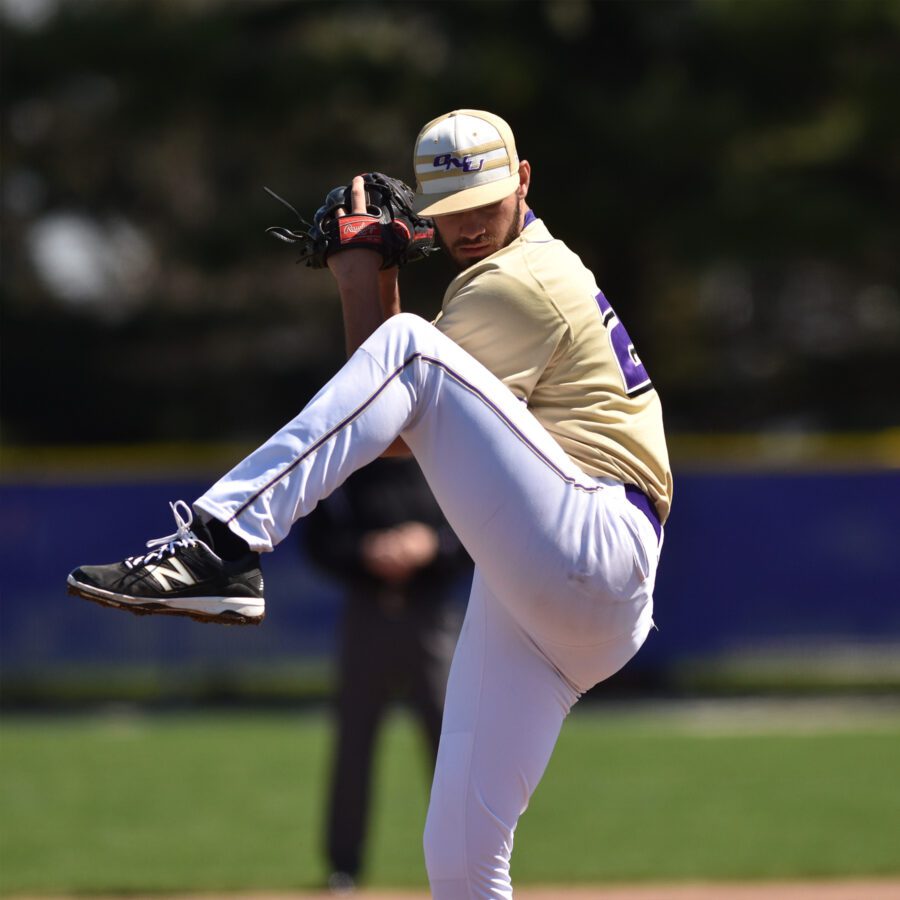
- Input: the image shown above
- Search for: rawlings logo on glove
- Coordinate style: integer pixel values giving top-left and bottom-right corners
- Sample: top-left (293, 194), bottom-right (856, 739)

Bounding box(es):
top-left (265, 173), bottom-right (438, 270)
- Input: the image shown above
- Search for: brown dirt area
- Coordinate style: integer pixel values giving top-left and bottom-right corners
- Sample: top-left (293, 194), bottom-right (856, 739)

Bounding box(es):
top-left (14, 881), bottom-right (900, 899)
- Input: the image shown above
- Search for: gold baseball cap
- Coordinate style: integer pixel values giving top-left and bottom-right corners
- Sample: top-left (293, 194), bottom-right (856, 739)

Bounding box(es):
top-left (413, 109), bottom-right (520, 216)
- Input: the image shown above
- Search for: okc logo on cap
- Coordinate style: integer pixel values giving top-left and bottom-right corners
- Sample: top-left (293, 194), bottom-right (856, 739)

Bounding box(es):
top-left (412, 109), bottom-right (520, 217)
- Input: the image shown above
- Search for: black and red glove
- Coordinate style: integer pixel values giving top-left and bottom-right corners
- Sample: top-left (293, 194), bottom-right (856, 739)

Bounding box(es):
top-left (266, 173), bottom-right (437, 269)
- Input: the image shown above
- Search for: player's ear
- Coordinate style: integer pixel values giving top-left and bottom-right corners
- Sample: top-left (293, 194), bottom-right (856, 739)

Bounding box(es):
top-left (516, 161), bottom-right (531, 200)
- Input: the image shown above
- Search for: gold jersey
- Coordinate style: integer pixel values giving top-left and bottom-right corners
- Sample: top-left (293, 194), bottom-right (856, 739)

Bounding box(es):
top-left (433, 217), bottom-right (673, 523)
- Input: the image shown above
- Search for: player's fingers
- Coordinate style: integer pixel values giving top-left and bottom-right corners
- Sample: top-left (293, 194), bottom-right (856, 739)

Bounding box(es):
top-left (349, 175), bottom-right (367, 214)
top-left (334, 176), bottom-right (366, 219)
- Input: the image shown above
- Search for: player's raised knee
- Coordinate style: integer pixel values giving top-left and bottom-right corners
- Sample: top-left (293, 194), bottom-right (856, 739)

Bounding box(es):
top-left (384, 311), bottom-right (436, 339)
top-left (364, 312), bottom-right (442, 359)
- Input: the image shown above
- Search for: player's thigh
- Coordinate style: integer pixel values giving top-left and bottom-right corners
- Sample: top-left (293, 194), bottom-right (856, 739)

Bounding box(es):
top-left (401, 359), bottom-right (597, 585)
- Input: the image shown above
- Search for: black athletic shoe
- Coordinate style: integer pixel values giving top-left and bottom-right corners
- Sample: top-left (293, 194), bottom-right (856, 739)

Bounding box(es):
top-left (67, 500), bottom-right (265, 625)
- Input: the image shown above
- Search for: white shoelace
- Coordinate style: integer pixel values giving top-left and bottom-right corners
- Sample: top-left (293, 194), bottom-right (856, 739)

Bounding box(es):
top-left (125, 500), bottom-right (199, 569)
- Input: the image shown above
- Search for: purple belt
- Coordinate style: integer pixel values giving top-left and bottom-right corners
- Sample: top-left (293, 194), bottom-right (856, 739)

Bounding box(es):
top-left (625, 485), bottom-right (662, 542)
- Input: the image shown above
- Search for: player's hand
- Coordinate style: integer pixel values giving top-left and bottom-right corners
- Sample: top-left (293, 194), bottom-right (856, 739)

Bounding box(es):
top-left (327, 175), bottom-right (382, 279)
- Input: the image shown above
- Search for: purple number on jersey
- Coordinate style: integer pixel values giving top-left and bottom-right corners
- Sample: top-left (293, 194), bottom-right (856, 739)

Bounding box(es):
top-left (595, 291), bottom-right (652, 397)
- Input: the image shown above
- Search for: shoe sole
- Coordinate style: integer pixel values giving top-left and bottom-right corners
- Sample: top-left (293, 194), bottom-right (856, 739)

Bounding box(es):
top-left (67, 576), bottom-right (264, 626)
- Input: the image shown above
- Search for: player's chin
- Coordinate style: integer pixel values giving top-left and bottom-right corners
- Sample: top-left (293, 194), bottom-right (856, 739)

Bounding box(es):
top-left (451, 245), bottom-right (494, 268)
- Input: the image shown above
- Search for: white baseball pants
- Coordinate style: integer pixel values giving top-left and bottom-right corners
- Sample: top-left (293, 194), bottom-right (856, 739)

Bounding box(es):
top-left (195, 313), bottom-right (660, 898)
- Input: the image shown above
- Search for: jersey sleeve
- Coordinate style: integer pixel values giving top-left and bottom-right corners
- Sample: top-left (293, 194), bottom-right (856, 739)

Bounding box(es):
top-left (434, 268), bottom-right (568, 401)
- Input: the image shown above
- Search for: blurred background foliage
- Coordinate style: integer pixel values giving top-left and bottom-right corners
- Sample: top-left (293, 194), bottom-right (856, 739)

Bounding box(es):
top-left (2, 0), bottom-right (899, 446)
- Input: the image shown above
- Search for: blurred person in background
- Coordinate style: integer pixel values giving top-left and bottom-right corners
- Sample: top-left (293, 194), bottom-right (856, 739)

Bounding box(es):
top-left (301, 456), bottom-right (469, 893)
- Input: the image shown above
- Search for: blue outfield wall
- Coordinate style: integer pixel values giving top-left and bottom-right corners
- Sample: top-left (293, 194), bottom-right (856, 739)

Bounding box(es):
top-left (649, 469), bottom-right (900, 668)
top-left (1, 469), bottom-right (898, 680)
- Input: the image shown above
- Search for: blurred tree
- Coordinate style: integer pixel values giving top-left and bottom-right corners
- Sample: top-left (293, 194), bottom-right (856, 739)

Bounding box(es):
top-left (2, 0), bottom-right (898, 444)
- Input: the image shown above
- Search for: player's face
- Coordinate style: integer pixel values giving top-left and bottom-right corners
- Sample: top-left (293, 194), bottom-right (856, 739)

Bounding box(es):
top-left (433, 190), bottom-right (525, 270)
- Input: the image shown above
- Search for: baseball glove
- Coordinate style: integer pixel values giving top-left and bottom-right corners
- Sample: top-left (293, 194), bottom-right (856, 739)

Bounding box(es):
top-left (265, 173), bottom-right (437, 269)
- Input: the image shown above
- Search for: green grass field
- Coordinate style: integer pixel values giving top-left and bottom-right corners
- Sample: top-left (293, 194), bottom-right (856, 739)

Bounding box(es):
top-left (1, 702), bottom-right (898, 896)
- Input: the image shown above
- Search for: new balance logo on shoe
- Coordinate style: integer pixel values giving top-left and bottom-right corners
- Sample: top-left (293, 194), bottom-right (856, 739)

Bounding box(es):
top-left (145, 557), bottom-right (197, 591)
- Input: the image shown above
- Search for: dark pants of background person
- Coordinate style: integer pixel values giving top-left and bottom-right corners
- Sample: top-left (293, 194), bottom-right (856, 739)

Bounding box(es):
top-left (327, 591), bottom-right (461, 876)
top-left (301, 457), bottom-right (471, 882)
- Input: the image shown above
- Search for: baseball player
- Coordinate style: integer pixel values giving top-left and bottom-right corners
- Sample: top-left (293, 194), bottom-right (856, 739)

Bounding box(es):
top-left (68, 109), bottom-right (672, 898)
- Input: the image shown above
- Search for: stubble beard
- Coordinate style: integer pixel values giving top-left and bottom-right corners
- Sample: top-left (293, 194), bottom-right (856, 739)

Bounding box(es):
top-left (442, 197), bottom-right (524, 270)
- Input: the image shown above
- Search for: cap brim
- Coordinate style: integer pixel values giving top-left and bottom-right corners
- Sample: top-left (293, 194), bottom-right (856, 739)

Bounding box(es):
top-left (414, 171), bottom-right (520, 217)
